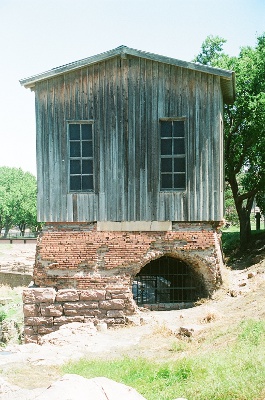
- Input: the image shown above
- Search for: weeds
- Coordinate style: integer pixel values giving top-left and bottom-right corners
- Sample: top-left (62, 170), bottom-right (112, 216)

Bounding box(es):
top-left (201, 311), bottom-right (217, 323)
top-left (0, 309), bottom-right (7, 322)
top-left (151, 323), bottom-right (174, 337)
top-left (0, 285), bottom-right (24, 345)
top-left (0, 285), bottom-right (23, 322)
top-left (169, 340), bottom-right (188, 352)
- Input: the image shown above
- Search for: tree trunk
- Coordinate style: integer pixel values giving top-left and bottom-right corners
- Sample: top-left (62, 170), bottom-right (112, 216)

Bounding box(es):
top-left (18, 223), bottom-right (26, 237)
top-left (229, 175), bottom-right (255, 251)
top-left (3, 226), bottom-right (10, 238)
top-left (238, 208), bottom-right (252, 250)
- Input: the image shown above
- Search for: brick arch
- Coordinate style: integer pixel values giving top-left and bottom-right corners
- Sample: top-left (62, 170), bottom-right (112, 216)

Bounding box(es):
top-left (133, 254), bottom-right (213, 307)
top-left (131, 248), bottom-right (218, 300)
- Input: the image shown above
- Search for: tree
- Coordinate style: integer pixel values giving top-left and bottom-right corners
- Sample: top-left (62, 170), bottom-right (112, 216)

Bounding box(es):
top-left (194, 34), bottom-right (265, 249)
top-left (194, 35), bottom-right (227, 66)
top-left (224, 182), bottom-right (239, 227)
top-left (0, 167), bottom-right (37, 237)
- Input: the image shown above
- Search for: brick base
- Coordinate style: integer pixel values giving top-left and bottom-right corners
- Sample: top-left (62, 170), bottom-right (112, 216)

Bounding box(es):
top-left (23, 221), bottom-right (224, 343)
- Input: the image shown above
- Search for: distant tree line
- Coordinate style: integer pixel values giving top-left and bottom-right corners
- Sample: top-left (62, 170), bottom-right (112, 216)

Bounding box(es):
top-left (0, 167), bottom-right (40, 237)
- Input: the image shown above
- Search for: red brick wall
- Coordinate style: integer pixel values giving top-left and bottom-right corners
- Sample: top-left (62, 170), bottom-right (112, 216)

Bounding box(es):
top-left (33, 222), bottom-right (223, 291)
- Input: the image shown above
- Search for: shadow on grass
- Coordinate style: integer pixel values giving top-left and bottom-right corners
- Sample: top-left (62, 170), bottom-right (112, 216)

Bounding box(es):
top-left (221, 229), bottom-right (265, 269)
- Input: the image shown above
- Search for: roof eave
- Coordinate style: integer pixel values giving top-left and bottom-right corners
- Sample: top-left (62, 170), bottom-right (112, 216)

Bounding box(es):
top-left (221, 71), bottom-right (236, 104)
top-left (20, 46), bottom-right (235, 103)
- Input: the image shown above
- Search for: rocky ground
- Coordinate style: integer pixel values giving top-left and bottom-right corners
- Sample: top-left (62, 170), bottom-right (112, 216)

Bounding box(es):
top-left (0, 241), bottom-right (35, 275)
top-left (0, 240), bottom-right (265, 399)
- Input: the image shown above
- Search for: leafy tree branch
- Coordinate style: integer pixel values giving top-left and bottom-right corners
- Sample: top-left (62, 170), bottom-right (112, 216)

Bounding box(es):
top-left (194, 34), bottom-right (265, 249)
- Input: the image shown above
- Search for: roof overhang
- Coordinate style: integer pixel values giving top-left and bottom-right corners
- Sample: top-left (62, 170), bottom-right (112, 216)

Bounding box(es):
top-left (20, 45), bottom-right (235, 104)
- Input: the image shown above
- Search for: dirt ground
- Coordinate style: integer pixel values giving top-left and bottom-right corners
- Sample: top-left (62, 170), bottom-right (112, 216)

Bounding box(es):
top-left (0, 241), bottom-right (265, 398)
top-left (0, 241), bottom-right (35, 274)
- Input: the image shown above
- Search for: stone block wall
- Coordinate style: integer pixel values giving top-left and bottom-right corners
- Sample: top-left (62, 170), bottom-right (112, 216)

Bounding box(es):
top-left (23, 284), bottom-right (137, 343)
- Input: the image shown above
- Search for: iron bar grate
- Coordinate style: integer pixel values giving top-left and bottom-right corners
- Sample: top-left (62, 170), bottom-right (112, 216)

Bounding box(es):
top-left (132, 256), bottom-right (203, 305)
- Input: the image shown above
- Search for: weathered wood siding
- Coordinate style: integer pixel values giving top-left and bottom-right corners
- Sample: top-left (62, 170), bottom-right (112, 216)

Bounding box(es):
top-left (35, 54), bottom-right (224, 222)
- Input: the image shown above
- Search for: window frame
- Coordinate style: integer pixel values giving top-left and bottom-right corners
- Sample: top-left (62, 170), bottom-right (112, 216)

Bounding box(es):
top-left (67, 120), bottom-right (94, 193)
top-left (159, 117), bottom-right (186, 192)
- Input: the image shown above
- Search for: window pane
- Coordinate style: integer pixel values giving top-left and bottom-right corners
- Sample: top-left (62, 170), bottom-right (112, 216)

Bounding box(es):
top-left (70, 141), bottom-right (81, 157)
top-left (174, 158), bottom-right (185, 172)
top-left (173, 138), bottom-right (185, 155)
top-left (174, 174), bottom-right (185, 189)
top-left (161, 122), bottom-right (172, 137)
top-left (161, 158), bottom-right (172, 172)
top-left (161, 139), bottom-right (172, 155)
top-left (82, 175), bottom-right (93, 190)
top-left (69, 124), bottom-right (80, 140)
top-left (70, 175), bottom-right (81, 191)
top-left (69, 122), bottom-right (94, 192)
top-left (173, 121), bottom-right (184, 138)
top-left (161, 174), bottom-right (172, 189)
top-left (82, 124), bottom-right (92, 140)
top-left (82, 159), bottom-right (93, 174)
top-left (70, 160), bottom-right (81, 174)
top-left (82, 141), bottom-right (93, 157)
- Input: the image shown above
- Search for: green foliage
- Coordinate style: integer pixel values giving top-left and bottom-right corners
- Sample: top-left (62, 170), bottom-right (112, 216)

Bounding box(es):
top-left (62, 319), bottom-right (265, 400)
top-left (0, 167), bottom-right (37, 236)
top-left (0, 309), bottom-right (7, 322)
top-left (193, 35), bottom-right (227, 66)
top-left (195, 34), bottom-right (265, 249)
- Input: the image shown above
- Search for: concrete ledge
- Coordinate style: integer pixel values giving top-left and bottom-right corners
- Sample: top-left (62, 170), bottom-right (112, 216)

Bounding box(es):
top-left (97, 221), bottom-right (172, 232)
top-left (0, 272), bottom-right (32, 288)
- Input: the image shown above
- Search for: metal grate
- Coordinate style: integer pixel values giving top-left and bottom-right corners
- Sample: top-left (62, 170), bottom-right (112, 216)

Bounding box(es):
top-left (132, 256), bottom-right (203, 305)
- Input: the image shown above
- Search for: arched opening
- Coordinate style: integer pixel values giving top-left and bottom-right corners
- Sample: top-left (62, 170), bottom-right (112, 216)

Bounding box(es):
top-left (132, 256), bottom-right (206, 306)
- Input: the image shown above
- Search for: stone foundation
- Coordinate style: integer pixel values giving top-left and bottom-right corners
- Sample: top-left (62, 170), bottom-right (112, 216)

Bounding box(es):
top-left (23, 283), bottom-right (137, 343)
top-left (23, 221), bottom-right (224, 343)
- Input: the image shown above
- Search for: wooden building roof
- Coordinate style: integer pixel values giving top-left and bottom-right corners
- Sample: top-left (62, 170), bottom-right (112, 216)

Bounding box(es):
top-left (20, 45), bottom-right (235, 104)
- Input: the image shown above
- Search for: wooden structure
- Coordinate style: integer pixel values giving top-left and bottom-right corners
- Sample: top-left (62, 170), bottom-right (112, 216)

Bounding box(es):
top-left (20, 47), bottom-right (235, 342)
top-left (20, 46), bottom-right (235, 223)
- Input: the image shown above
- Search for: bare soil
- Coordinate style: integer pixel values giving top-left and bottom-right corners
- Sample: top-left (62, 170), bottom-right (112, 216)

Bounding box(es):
top-left (0, 241), bottom-right (265, 396)
top-left (0, 241), bottom-right (35, 275)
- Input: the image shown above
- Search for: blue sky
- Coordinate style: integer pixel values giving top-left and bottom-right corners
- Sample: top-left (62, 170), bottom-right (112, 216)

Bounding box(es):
top-left (0, 0), bottom-right (264, 175)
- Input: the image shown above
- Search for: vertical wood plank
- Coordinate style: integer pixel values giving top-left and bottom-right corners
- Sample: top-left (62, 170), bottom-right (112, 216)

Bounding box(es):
top-left (34, 54), bottom-right (225, 224)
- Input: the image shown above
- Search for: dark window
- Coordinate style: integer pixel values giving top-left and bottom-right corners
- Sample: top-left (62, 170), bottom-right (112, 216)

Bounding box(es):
top-left (160, 120), bottom-right (186, 190)
top-left (69, 123), bottom-right (93, 192)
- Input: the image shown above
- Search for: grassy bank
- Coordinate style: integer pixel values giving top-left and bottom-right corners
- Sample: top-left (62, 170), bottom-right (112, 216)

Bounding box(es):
top-left (63, 319), bottom-right (265, 400)
top-left (221, 228), bottom-right (265, 259)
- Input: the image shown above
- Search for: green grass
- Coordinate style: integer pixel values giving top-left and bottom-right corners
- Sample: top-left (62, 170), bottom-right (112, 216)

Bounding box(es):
top-left (221, 230), bottom-right (240, 254)
top-left (62, 319), bottom-right (265, 400)
top-left (221, 228), bottom-right (265, 258)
